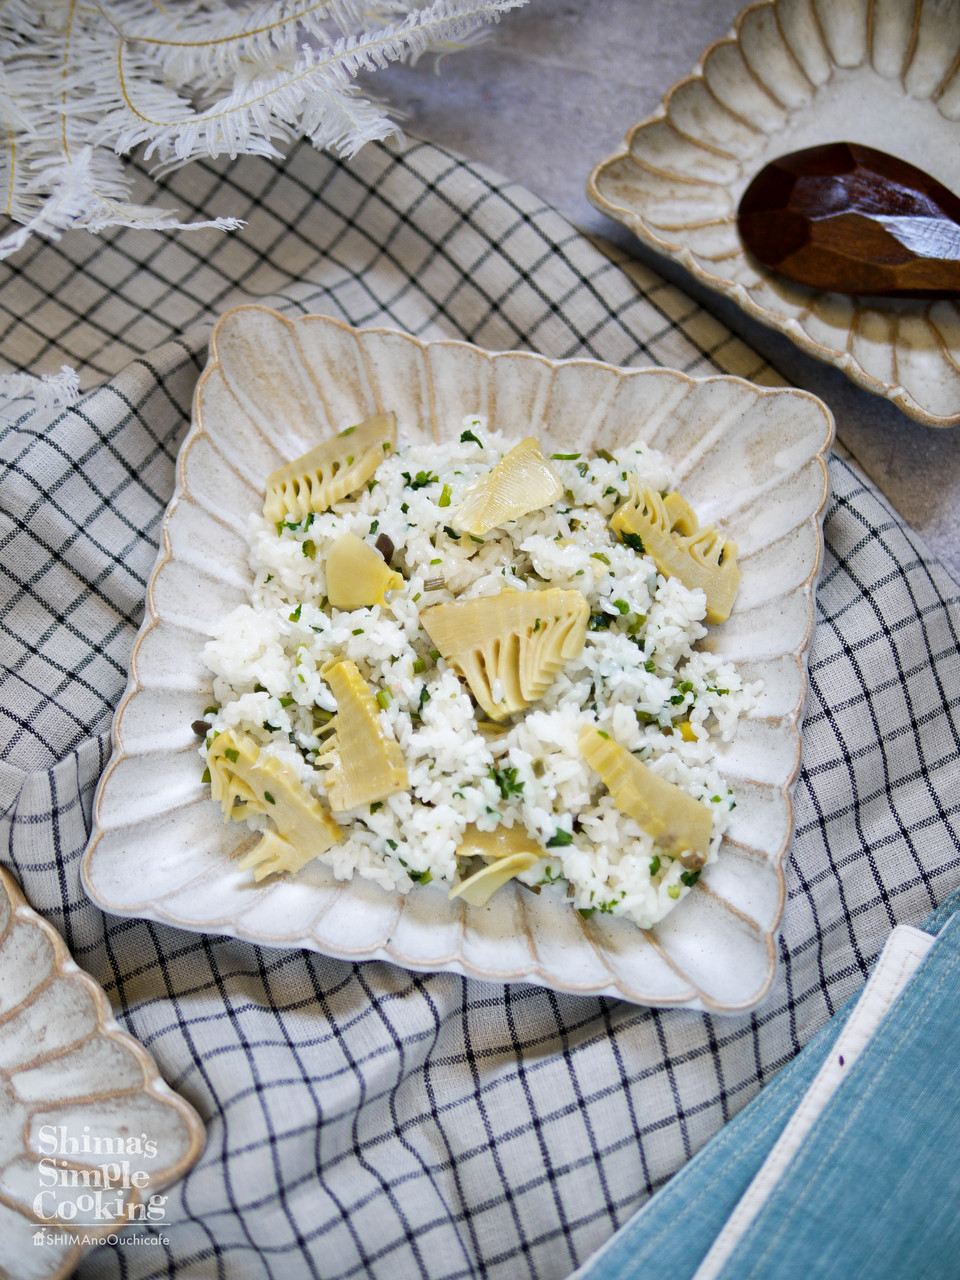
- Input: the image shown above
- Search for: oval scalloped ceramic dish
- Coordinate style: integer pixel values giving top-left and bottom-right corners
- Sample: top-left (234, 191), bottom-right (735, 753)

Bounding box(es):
top-left (0, 867), bottom-right (204, 1279)
top-left (82, 305), bottom-right (833, 1013)
top-left (588, 0), bottom-right (960, 427)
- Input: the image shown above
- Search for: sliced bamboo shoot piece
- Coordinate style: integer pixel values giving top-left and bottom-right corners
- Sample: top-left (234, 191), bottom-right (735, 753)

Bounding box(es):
top-left (610, 483), bottom-right (741, 624)
top-left (420, 587), bottom-right (589, 720)
top-left (321, 658), bottom-right (408, 811)
top-left (326, 531), bottom-right (403, 610)
top-left (450, 826), bottom-right (543, 907)
top-left (207, 729), bottom-right (343, 881)
top-left (451, 437), bottom-right (562, 535)
top-left (578, 726), bottom-right (712, 868)
top-left (263, 411), bottom-right (396, 523)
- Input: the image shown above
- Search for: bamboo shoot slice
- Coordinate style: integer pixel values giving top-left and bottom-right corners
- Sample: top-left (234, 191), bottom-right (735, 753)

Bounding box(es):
top-left (263, 411), bottom-right (396, 523)
top-left (610, 484), bottom-right (741, 624)
top-left (578, 726), bottom-right (712, 868)
top-left (321, 658), bottom-right (408, 811)
top-left (420, 588), bottom-right (589, 720)
top-left (326, 531), bottom-right (403, 609)
top-left (450, 851), bottom-right (541, 906)
top-left (207, 729), bottom-right (343, 881)
top-left (451, 437), bottom-right (562, 535)
top-left (450, 825), bottom-right (544, 905)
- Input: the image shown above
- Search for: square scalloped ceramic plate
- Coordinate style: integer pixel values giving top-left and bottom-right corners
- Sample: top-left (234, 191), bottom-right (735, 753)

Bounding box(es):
top-left (82, 305), bottom-right (832, 1013)
top-left (588, 0), bottom-right (960, 427)
top-left (0, 867), bottom-right (204, 1279)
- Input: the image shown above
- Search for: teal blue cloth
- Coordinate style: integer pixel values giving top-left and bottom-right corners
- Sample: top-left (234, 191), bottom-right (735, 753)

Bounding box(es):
top-left (575, 887), bottom-right (960, 1280)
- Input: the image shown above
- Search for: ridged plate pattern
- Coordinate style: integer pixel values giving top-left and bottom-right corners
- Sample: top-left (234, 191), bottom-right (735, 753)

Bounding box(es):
top-left (82, 306), bottom-right (833, 1012)
top-left (588, 0), bottom-right (960, 427)
top-left (0, 868), bottom-right (204, 1279)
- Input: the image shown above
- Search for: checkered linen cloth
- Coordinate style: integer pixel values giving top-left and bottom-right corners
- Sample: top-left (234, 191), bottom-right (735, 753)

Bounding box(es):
top-left (2, 138), bottom-right (959, 1280)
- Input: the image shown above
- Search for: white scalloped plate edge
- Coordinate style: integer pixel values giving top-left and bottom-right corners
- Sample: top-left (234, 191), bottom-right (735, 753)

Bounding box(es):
top-left (0, 867), bottom-right (205, 1279)
top-left (587, 0), bottom-right (960, 427)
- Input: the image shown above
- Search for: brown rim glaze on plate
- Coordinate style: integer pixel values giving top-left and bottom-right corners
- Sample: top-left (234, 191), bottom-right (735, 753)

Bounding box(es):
top-left (588, 0), bottom-right (960, 427)
top-left (82, 305), bottom-right (833, 1013)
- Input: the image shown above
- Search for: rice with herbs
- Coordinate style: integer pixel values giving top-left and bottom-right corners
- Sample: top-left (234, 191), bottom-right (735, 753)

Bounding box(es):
top-left (201, 416), bottom-right (760, 929)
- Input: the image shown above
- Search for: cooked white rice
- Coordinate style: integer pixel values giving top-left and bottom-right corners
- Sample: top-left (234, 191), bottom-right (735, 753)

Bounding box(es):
top-left (202, 416), bottom-right (760, 929)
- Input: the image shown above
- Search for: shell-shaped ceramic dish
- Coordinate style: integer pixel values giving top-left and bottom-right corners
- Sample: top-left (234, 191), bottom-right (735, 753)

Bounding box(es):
top-left (588, 0), bottom-right (960, 427)
top-left (0, 867), bottom-right (204, 1280)
top-left (82, 305), bottom-right (833, 1013)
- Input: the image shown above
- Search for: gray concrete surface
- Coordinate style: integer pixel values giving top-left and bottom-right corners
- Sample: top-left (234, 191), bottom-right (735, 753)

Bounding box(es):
top-left (370, 0), bottom-right (960, 582)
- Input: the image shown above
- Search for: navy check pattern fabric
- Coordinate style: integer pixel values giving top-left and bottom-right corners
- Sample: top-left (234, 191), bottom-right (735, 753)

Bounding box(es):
top-left (1, 137), bottom-right (959, 1279)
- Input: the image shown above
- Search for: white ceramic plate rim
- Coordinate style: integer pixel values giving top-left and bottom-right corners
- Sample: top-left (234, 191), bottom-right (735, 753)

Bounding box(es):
top-left (587, 0), bottom-right (960, 428)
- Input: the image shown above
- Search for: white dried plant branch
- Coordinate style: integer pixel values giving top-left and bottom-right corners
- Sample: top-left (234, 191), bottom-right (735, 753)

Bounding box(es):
top-left (0, 0), bottom-right (527, 260)
top-left (0, 363), bottom-right (80, 409)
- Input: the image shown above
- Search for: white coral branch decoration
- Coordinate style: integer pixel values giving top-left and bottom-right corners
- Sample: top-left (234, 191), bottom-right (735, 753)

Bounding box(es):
top-left (0, 0), bottom-right (526, 259)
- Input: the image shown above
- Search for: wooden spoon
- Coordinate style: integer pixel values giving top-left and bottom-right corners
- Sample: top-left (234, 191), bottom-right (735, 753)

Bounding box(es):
top-left (737, 141), bottom-right (960, 297)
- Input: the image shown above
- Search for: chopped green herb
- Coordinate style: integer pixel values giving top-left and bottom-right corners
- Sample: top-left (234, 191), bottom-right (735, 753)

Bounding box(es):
top-left (338, 424), bottom-right (356, 436)
top-left (352, 627), bottom-right (364, 635)
top-left (402, 469), bottom-right (438, 490)
top-left (401, 502), bottom-right (409, 514)
top-left (590, 551), bottom-right (610, 565)
top-left (264, 791), bottom-right (276, 805)
top-left (345, 455), bottom-right (354, 466)
top-left (563, 488), bottom-right (576, 504)
top-left (613, 599), bottom-right (630, 614)
top-left (429, 649), bottom-right (441, 662)
top-left (204, 705), bottom-right (219, 716)
top-left (442, 525), bottom-right (460, 540)
top-left (595, 448), bottom-right (616, 463)
top-left (550, 452), bottom-right (581, 460)
top-left (680, 869), bottom-right (701, 887)
top-left (546, 829), bottom-right (573, 847)
top-left (649, 855), bottom-right (661, 875)
top-left (288, 604), bottom-right (302, 622)
top-left (667, 884), bottom-right (681, 899)
top-left (369, 519), bottom-right (379, 534)
top-left (223, 747), bottom-right (239, 764)
top-left (302, 539), bottom-right (316, 559)
top-left (419, 686), bottom-right (431, 706)
top-left (577, 907), bottom-right (596, 919)
top-left (644, 660), bottom-right (656, 673)
top-left (596, 729), bottom-right (610, 739)
top-left (262, 721), bottom-right (280, 732)
top-left (412, 592), bottom-right (421, 602)
top-left (370, 801), bottom-right (383, 813)
top-left (430, 557), bottom-right (442, 565)
top-left (470, 534), bottom-right (484, 544)
top-left (532, 617), bottom-right (542, 632)
top-left (460, 428), bottom-right (483, 446)
top-left (603, 486), bottom-right (616, 496)
top-left (376, 689), bottom-right (392, 710)
top-left (408, 868), bottom-right (432, 885)
top-left (201, 767), bottom-right (211, 784)
top-left (412, 657), bottom-right (426, 674)
top-left (588, 612), bottom-right (612, 631)
top-left (678, 680), bottom-right (694, 693)
top-left (576, 461), bottom-right (590, 478)
top-left (386, 838), bottom-right (398, 850)
top-left (620, 531), bottom-right (645, 554)
top-left (489, 764), bottom-right (524, 801)
top-left (438, 483), bottom-right (452, 508)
